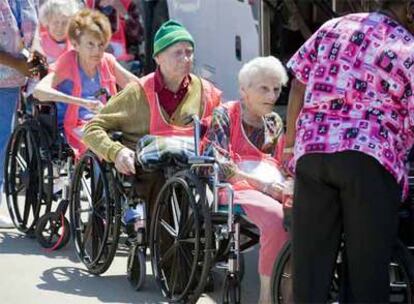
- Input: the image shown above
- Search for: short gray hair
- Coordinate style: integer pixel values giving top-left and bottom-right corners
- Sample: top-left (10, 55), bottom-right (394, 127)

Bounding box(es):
top-left (238, 56), bottom-right (288, 89)
top-left (39, 0), bottom-right (82, 27)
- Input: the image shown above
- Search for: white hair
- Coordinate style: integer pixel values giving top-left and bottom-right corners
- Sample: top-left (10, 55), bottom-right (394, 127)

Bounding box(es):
top-left (39, 0), bottom-right (82, 27)
top-left (238, 56), bottom-right (288, 89)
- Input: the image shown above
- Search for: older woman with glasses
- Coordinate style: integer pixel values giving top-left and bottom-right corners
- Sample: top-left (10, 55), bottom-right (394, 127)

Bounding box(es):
top-left (34, 8), bottom-right (139, 155)
top-left (203, 56), bottom-right (290, 304)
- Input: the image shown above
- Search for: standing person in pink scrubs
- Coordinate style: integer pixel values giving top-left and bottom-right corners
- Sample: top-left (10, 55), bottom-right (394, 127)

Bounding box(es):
top-left (285, 0), bottom-right (414, 302)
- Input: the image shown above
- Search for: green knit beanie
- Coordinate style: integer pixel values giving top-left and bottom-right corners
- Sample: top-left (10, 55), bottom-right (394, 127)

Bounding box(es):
top-left (153, 20), bottom-right (195, 57)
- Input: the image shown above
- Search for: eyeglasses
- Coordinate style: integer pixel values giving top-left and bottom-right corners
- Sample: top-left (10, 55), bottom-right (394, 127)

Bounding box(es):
top-left (83, 40), bottom-right (106, 51)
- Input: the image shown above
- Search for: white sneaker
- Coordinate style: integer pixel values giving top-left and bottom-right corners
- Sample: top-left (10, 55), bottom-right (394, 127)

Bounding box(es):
top-left (0, 215), bottom-right (14, 229)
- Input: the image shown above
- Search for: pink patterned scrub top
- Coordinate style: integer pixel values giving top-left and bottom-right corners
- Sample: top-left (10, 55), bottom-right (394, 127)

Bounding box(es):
top-left (287, 12), bottom-right (414, 195)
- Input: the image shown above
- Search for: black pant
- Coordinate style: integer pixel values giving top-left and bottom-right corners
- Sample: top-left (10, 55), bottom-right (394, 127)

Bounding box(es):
top-left (292, 151), bottom-right (401, 303)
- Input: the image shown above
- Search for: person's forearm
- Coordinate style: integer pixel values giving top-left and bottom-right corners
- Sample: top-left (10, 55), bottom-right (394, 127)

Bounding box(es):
top-left (33, 74), bottom-right (87, 106)
top-left (0, 51), bottom-right (28, 76)
top-left (231, 169), bottom-right (264, 190)
top-left (33, 86), bottom-right (85, 106)
top-left (83, 120), bottom-right (126, 162)
top-left (285, 78), bottom-right (306, 148)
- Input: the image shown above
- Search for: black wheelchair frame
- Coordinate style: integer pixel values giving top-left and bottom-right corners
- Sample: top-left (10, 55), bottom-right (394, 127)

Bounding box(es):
top-left (4, 99), bottom-right (74, 246)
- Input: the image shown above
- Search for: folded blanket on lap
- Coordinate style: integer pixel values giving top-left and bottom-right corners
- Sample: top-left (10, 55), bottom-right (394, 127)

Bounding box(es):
top-left (136, 135), bottom-right (195, 170)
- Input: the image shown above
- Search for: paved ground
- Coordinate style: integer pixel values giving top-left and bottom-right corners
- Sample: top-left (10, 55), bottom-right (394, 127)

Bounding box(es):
top-left (0, 202), bottom-right (260, 304)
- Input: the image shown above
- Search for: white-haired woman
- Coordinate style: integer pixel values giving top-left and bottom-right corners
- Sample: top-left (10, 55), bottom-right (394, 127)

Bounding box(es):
top-left (32, 0), bottom-right (81, 63)
top-left (203, 56), bottom-right (290, 304)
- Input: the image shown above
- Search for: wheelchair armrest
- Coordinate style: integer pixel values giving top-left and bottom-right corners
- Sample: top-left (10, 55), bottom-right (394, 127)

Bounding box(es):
top-left (188, 155), bottom-right (215, 165)
top-left (110, 131), bottom-right (123, 142)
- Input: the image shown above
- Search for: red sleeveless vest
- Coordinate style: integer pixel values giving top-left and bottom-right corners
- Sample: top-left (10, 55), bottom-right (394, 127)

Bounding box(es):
top-left (140, 73), bottom-right (221, 136)
top-left (53, 50), bottom-right (118, 153)
top-left (224, 101), bottom-right (285, 191)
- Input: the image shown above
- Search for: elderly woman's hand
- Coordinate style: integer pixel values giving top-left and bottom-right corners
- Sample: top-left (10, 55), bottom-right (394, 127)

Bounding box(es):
top-left (262, 181), bottom-right (285, 201)
top-left (81, 98), bottom-right (105, 114)
top-left (115, 147), bottom-right (136, 175)
top-left (281, 147), bottom-right (294, 177)
top-left (282, 178), bottom-right (294, 208)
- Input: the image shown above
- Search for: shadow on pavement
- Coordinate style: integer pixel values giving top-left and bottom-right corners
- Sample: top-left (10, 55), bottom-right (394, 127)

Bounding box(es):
top-left (0, 230), bottom-right (79, 262)
top-left (37, 266), bottom-right (166, 303)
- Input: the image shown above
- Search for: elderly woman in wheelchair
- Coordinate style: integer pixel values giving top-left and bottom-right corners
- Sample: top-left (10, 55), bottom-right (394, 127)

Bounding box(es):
top-left (33, 8), bottom-right (140, 156)
top-left (202, 56), bottom-right (291, 304)
top-left (3, 8), bottom-right (139, 248)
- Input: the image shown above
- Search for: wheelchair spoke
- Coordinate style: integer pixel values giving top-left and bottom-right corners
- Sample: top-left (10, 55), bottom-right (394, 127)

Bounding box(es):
top-left (170, 186), bottom-right (182, 234)
top-left (178, 247), bottom-right (192, 290)
top-left (160, 219), bottom-right (177, 237)
top-left (11, 183), bottom-right (25, 196)
top-left (160, 242), bottom-right (179, 268)
top-left (180, 213), bottom-right (195, 238)
top-left (170, 250), bottom-right (180, 294)
top-left (23, 192), bottom-right (34, 226)
top-left (82, 217), bottom-right (94, 246)
top-left (81, 177), bottom-right (93, 208)
top-left (16, 154), bottom-right (28, 171)
top-left (178, 244), bottom-right (193, 270)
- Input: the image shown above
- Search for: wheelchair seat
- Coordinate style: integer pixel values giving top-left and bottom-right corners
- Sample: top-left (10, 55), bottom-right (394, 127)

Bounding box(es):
top-left (218, 204), bottom-right (246, 215)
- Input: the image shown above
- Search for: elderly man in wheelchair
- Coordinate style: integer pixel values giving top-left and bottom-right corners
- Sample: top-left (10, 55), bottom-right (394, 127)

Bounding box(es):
top-left (76, 19), bottom-right (221, 296)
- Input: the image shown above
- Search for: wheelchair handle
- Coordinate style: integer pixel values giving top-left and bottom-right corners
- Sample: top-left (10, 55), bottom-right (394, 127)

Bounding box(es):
top-left (192, 114), bottom-right (201, 157)
top-left (182, 114), bottom-right (202, 156)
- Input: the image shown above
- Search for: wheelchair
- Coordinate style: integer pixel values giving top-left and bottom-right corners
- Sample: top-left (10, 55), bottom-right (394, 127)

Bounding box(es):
top-left (4, 98), bottom-right (74, 248)
top-left (140, 117), bottom-right (260, 303)
top-left (147, 156), bottom-right (260, 304)
top-left (69, 116), bottom-right (261, 303)
top-left (270, 162), bottom-right (414, 304)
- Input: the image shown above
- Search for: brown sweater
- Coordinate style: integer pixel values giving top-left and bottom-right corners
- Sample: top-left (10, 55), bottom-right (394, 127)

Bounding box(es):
top-left (82, 75), bottom-right (206, 162)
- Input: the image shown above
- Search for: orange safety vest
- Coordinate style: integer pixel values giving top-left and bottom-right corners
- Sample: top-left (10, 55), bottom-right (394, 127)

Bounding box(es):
top-left (39, 26), bottom-right (71, 63)
top-left (85, 0), bottom-right (133, 61)
top-left (223, 101), bottom-right (285, 191)
top-left (53, 49), bottom-right (118, 154)
top-left (140, 72), bottom-right (221, 136)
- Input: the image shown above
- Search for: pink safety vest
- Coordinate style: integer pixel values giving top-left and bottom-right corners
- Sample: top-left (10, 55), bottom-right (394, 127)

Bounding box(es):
top-left (86, 0), bottom-right (134, 61)
top-left (140, 73), bottom-right (221, 136)
top-left (53, 49), bottom-right (118, 154)
top-left (39, 26), bottom-right (71, 63)
top-left (224, 101), bottom-right (285, 191)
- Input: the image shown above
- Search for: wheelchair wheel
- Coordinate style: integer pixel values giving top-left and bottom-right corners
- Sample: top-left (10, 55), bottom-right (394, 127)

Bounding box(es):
top-left (389, 240), bottom-right (414, 303)
top-left (222, 273), bottom-right (241, 304)
top-left (35, 212), bottom-right (70, 250)
top-left (127, 244), bottom-right (146, 291)
top-left (271, 242), bottom-right (293, 304)
top-left (4, 123), bottom-right (52, 235)
top-left (70, 152), bottom-right (121, 275)
top-left (271, 240), bottom-right (414, 304)
top-left (150, 171), bottom-right (212, 303)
